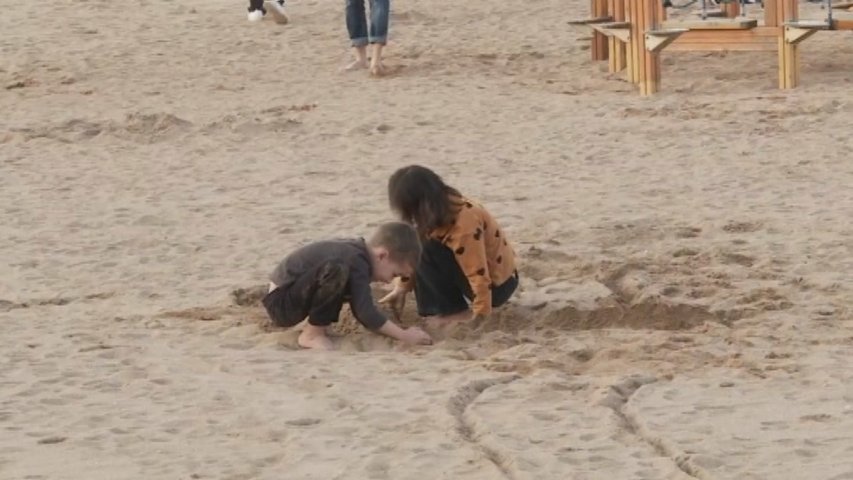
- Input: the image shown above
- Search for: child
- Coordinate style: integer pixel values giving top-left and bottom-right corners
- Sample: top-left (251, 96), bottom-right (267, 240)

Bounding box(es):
top-left (262, 222), bottom-right (432, 350)
top-left (380, 165), bottom-right (519, 328)
top-left (343, 0), bottom-right (389, 76)
top-left (248, 0), bottom-right (288, 24)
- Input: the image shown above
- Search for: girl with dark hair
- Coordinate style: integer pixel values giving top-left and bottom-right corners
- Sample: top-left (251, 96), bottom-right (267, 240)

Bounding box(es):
top-left (381, 165), bottom-right (518, 327)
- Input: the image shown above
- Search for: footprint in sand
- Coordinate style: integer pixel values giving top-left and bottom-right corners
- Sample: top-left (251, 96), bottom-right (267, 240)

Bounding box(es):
top-left (720, 252), bottom-right (756, 267)
top-left (723, 221), bottom-right (762, 233)
top-left (37, 436), bottom-right (67, 445)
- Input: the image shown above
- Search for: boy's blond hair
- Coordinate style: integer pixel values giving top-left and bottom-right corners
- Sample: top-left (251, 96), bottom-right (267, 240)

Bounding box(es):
top-left (368, 222), bottom-right (422, 269)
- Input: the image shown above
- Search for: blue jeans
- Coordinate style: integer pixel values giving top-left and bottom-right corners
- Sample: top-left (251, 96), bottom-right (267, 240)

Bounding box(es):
top-left (346, 0), bottom-right (389, 47)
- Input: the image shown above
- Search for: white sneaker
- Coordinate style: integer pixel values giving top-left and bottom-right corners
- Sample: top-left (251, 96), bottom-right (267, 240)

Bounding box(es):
top-left (247, 9), bottom-right (264, 22)
top-left (265, 0), bottom-right (289, 24)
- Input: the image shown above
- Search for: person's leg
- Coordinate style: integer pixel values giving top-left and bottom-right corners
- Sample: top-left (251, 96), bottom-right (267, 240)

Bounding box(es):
top-left (367, 0), bottom-right (390, 76)
top-left (262, 286), bottom-right (307, 329)
top-left (490, 271), bottom-right (519, 309)
top-left (344, 0), bottom-right (369, 71)
top-left (261, 261), bottom-right (349, 350)
top-left (298, 261), bottom-right (349, 350)
top-left (414, 240), bottom-right (471, 323)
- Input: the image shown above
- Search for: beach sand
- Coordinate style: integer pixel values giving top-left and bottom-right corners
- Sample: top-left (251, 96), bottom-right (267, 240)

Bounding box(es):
top-left (2, 0), bottom-right (853, 478)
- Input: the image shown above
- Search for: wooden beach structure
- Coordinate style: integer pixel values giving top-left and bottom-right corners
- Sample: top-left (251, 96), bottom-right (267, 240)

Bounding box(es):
top-left (571, 0), bottom-right (853, 95)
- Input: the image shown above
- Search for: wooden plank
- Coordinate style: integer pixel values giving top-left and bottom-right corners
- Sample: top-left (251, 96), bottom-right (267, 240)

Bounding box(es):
top-left (667, 41), bottom-right (778, 51)
top-left (669, 27), bottom-right (780, 42)
top-left (765, 0), bottom-right (779, 27)
top-left (721, 1), bottom-right (741, 18)
top-left (591, 0), bottom-right (610, 61)
top-left (687, 26), bottom-right (781, 36)
top-left (610, 0), bottom-right (627, 72)
top-left (788, 0), bottom-right (800, 88)
top-left (696, 10), bottom-right (729, 18)
top-left (594, 21), bottom-right (631, 29)
top-left (785, 20), bottom-right (831, 29)
top-left (568, 16), bottom-right (613, 25)
top-left (778, 33), bottom-right (786, 87)
top-left (636, 0), bottom-right (648, 92)
top-left (613, 1), bottom-right (626, 26)
top-left (644, 0), bottom-right (654, 95)
top-left (834, 18), bottom-right (853, 29)
top-left (643, 0), bottom-right (663, 95)
top-left (662, 18), bottom-right (759, 30)
top-left (667, 27), bottom-right (779, 52)
top-left (785, 0), bottom-right (798, 22)
top-left (673, 34), bottom-right (780, 43)
top-left (628, 0), bottom-right (642, 84)
top-left (779, 0), bottom-right (797, 88)
top-left (624, 0), bottom-right (635, 83)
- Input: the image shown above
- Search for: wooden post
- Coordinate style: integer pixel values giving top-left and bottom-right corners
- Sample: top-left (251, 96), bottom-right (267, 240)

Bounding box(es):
top-left (721, 1), bottom-right (741, 18)
top-left (608, 0), bottom-right (627, 73)
top-left (765, 0), bottom-right (780, 27)
top-left (592, 0), bottom-right (610, 61)
top-left (643, 0), bottom-right (659, 95)
top-left (779, 0), bottom-right (801, 89)
top-left (629, 0), bottom-right (665, 95)
top-left (627, 0), bottom-right (642, 84)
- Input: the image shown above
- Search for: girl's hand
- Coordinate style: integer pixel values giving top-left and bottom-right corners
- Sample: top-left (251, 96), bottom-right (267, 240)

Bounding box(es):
top-left (379, 286), bottom-right (407, 322)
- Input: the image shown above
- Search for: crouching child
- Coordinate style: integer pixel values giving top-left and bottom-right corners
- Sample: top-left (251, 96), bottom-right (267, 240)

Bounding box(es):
top-left (263, 222), bottom-right (432, 350)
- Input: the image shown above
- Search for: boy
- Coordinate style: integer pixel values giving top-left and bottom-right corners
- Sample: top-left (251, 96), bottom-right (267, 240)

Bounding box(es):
top-left (248, 0), bottom-right (288, 24)
top-left (262, 222), bottom-right (432, 350)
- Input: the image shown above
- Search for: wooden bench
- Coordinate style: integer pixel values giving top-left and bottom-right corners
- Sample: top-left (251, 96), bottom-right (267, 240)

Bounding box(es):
top-left (785, 19), bottom-right (831, 44)
top-left (568, 15), bottom-right (614, 25)
top-left (833, 11), bottom-right (853, 29)
top-left (590, 21), bottom-right (631, 41)
top-left (662, 18), bottom-right (759, 30)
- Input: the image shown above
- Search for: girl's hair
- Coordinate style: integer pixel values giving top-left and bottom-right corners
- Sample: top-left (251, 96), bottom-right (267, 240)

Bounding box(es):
top-left (388, 165), bottom-right (463, 237)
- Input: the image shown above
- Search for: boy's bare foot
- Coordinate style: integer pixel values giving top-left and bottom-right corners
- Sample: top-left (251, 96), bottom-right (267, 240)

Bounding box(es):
top-left (342, 59), bottom-right (368, 72)
top-left (298, 325), bottom-right (334, 350)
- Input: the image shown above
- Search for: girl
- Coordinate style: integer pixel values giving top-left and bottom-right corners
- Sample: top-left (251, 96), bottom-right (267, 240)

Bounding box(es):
top-left (381, 165), bottom-right (519, 327)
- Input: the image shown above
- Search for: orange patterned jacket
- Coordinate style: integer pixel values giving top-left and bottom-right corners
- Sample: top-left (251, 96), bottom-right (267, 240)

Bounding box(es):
top-left (403, 196), bottom-right (516, 315)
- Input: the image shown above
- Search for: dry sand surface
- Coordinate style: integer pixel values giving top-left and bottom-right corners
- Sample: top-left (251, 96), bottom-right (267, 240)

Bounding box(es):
top-left (2, 0), bottom-right (853, 478)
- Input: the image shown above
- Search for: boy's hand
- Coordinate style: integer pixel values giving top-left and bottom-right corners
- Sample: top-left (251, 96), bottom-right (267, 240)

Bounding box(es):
top-left (378, 286), bottom-right (407, 322)
top-left (400, 326), bottom-right (433, 346)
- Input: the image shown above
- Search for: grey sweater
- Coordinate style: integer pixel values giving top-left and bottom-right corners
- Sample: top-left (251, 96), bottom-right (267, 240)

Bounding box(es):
top-left (269, 238), bottom-right (387, 330)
